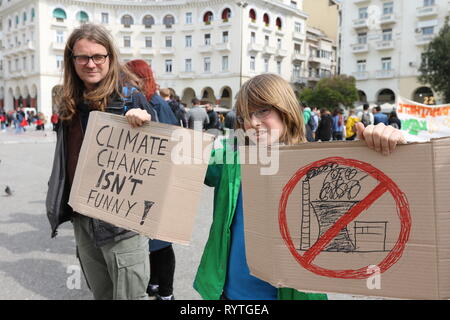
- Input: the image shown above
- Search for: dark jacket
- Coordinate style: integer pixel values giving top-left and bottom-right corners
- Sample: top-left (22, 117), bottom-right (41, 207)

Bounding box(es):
top-left (316, 114), bottom-right (333, 142)
top-left (149, 94), bottom-right (178, 126)
top-left (46, 88), bottom-right (157, 246)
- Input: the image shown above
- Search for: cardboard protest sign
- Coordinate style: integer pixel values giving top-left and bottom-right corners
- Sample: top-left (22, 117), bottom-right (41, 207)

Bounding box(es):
top-left (69, 111), bottom-right (214, 245)
top-left (397, 96), bottom-right (450, 142)
top-left (240, 138), bottom-right (450, 299)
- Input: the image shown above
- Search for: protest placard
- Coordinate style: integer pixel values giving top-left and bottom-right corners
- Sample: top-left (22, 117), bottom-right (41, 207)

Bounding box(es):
top-left (240, 138), bottom-right (450, 299)
top-left (69, 111), bottom-right (214, 245)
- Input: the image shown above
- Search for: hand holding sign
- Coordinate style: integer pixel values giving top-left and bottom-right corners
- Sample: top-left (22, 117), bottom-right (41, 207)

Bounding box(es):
top-left (356, 122), bottom-right (406, 156)
top-left (125, 108), bottom-right (151, 128)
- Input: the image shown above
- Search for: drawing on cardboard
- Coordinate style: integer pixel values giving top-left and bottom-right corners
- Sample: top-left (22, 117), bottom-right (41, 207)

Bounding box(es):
top-left (299, 162), bottom-right (390, 253)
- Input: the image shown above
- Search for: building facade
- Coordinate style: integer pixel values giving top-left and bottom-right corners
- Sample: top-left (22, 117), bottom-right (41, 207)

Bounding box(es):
top-left (0, 0), bottom-right (323, 119)
top-left (340, 0), bottom-right (449, 106)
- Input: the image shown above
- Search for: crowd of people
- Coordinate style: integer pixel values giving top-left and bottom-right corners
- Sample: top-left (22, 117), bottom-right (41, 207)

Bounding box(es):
top-left (0, 107), bottom-right (49, 133)
top-left (302, 103), bottom-right (402, 143)
top-left (39, 23), bottom-right (407, 301)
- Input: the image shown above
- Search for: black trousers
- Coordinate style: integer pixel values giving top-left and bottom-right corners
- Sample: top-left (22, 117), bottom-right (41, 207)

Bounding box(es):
top-left (149, 245), bottom-right (175, 296)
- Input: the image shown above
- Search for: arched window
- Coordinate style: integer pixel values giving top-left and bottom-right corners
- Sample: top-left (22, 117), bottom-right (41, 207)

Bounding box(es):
top-left (413, 87), bottom-right (434, 104)
top-left (263, 13), bottom-right (270, 26)
top-left (276, 17), bottom-right (282, 30)
top-left (249, 9), bottom-right (256, 22)
top-left (121, 14), bottom-right (134, 28)
top-left (377, 89), bottom-right (395, 104)
top-left (53, 8), bottom-right (67, 22)
top-left (76, 11), bottom-right (89, 23)
top-left (203, 11), bottom-right (213, 24)
top-left (222, 8), bottom-right (231, 22)
top-left (142, 15), bottom-right (155, 28)
top-left (358, 90), bottom-right (367, 103)
top-left (163, 14), bottom-right (175, 28)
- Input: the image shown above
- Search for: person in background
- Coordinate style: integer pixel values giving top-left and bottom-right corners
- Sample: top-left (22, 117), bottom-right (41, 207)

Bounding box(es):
top-left (205, 103), bottom-right (220, 132)
top-left (125, 60), bottom-right (178, 126)
top-left (224, 109), bottom-right (236, 130)
top-left (345, 109), bottom-right (360, 141)
top-left (373, 105), bottom-right (389, 125)
top-left (316, 108), bottom-right (333, 142)
top-left (332, 109), bottom-right (345, 141)
top-left (46, 23), bottom-right (154, 300)
top-left (357, 103), bottom-right (374, 127)
top-left (160, 88), bottom-right (187, 127)
top-left (388, 110), bottom-right (402, 130)
top-left (187, 98), bottom-right (209, 131)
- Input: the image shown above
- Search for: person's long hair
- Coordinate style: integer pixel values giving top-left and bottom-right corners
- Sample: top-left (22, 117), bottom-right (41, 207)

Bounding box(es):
top-left (235, 73), bottom-right (306, 145)
top-left (59, 23), bottom-right (140, 121)
top-left (125, 59), bottom-right (157, 101)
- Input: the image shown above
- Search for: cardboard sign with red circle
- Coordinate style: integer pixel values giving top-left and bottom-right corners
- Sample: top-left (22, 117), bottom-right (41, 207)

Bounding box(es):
top-left (278, 157), bottom-right (411, 279)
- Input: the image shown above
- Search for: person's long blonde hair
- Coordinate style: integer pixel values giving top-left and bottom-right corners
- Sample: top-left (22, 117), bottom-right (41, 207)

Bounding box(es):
top-left (235, 73), bottom-right (306, 145)
top-left (58, 23), bottom-right (141, 121)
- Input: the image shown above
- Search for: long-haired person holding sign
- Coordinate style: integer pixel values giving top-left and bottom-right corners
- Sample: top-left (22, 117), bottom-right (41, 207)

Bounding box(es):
top-left (46, 24), bottom-right (155, 300)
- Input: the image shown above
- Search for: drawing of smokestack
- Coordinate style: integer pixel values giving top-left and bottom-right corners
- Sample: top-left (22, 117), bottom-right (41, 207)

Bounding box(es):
top-left (300, 180), bottom-right (311, 250)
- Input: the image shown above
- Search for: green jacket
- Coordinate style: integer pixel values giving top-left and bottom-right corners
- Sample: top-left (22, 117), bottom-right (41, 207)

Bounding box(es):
top-left (193, 139), bottom-right (327, 300)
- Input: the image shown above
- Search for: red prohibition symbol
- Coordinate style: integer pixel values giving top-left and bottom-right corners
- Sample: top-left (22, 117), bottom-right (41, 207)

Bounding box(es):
top-left (278, 157), bottom-right (411, 279)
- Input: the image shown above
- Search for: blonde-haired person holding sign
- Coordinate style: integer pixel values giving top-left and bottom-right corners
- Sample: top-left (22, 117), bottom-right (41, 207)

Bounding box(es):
top-left (46, 24), bottom-right (155, 300)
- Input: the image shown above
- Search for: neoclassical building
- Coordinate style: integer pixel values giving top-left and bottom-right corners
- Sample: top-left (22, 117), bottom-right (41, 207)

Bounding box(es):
top-left (340, 0), bottom-right (449, 105)
top-left (0, 0), bottom-right (337, 119)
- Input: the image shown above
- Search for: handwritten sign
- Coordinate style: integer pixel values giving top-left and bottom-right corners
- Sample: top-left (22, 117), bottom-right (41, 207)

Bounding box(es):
top-left (397, 96), bottom-right (450, 142)
top-left (69, 111), bottom-right (214, 245)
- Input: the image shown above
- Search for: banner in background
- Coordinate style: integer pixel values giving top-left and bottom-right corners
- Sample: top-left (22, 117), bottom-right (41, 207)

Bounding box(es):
top-left (397, 97), bottom-right (450, 142)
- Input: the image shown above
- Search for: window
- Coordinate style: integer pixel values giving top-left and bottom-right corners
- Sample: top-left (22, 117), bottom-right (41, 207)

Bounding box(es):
top-left (185, 12), bottom-right (192, 24)
top-left (53, 8), bottom-right (67, 22)
top-left (294, 43), bottom-right (301, 54)
top-left (185, 35), bottom-right (192, 47)
top-left (357, 32), bottom-right (367, 44)
top-left (223, 31), bottom-right (229, 43)
top-left (203, 11), bottom-right (213, 24)
top-left (56, 55), bottom-right (63, 70)
top-left (382, 29), bottom-right (393, 41)
top-left (76, 11), bottom-right (89, 23)
top-left (23, 12), bottom-right (27, 25)
top-left (31, 8), bottom-right (35, 22)
top-left (293, 64), bottom-right (301, 77)
top-left (222, 56), bottom-right (229, 71)
top-left (249, 9), bottom-right (256, 22)
top-left (277, 38), bottom-right (282, 49)
top-left (276, 17), bottom-right (282, 30)
top-left (424, 0), bottom-right (435, 6)
top-left (265, 35), bottom-right (269, 46)
top-left (357, 60), bottom-right (367, 72)
top-left (165, 59), bottom-right (173, 73)
top-left (8, 60), bottom-right (11, 73)
top-left (145, 36), bottom-right (152, 48)
top-left (163, 15), bottom-right (175, 28)
top-left (121, 15), bottom-right (133, 28)
top-left (263, 13), bottom-right (270, 26)
top-left (422, 26), bottom-right (434, 35)
top-left (359, 7), bottom-right (368, 19)
top-left (295, 22), bottom-right (302, 33)
top-left (143, 15), bottom-right (154, 28)
top-left (204, 57), bottom-right (211, 72)
top-left (22, 56), bottom-right (27, 70)
top-left (382, 57), bottom-right (392, 70)
top-left (251, 32), bottom-right (256, 43)
top-left (277, 60), bottom-right (281, 74)
top-left (31, 54), bottom-right (35, 70)
top-left (291, 0), bottom-right (298, 7)
top-left (15, 15), bottom-right (19, 27)
top-left (185, 59), bottom-right (192, 72)
top-left (222, 8), bottom-right (231, 22)
top-left (15, 58), bottom-right (19, 71)
top-left (123, 36), bottom-right (131, 47)
top-left (264, 58), bottom-right (269, 73)
top-left (250, 56), bottom-right (255, 71)
top-left (101, 13), bottom-right (109, 24)
top-left (56, 30), bottom-right (64, 43)
top-left (383, 2), bottom-right (394, 15)
top-left (204, 33), bottom-right (211, 46)
top-left (165, 36), bottom-right (172, 48)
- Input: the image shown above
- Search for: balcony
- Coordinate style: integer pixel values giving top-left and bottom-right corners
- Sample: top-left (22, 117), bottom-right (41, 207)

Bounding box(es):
top-left (119, 47), bottom-right (133, 55)
top-left (416, 34), bottom-right (435, 46)
top-left (198, 44), bottom-right (213, 53)
top-left (51, 41), bottom-right (65, 51)
top-left (215, 42), bottom-right (231, 52)
top-left (248, 42), bottom-right (263, 53)
top-left (276, 48), bottom-right (288, 58)
top-left (354, 0), bottom-right (370, 3)
top-left (353, 18), bottom-right (368, 29)
top-left (351, 43), bottom-right (369, 53)
top-left (263, 46), bottom-right (277, 56)
top-left (160, 47), bottom-right (175, 55)
top-left (375, 40), bottom-right (394, 51)
top-left (308, 55), bottom-right (322, 63)
top-left (292, 31), bottom-right (306, 41)
top-left (292, 53), bottom-right (307, 62)
top-left (416, 5), bottom-right (439, 18)
top-left (379, 14), bottom-right (396, 25)
top-left (376, 69), bottom-right (395, 79)
top-left (352, 71), bottom-right (369, 81)
top-left (140, 48), bottom-right (156, 56)
top-left (179, 71), bottom-right (195, 79)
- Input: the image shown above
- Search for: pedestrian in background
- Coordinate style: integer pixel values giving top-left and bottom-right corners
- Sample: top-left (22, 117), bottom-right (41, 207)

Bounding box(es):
top-left (46, 23), bottom-right (154, 300)
top-left (316, 108), bottom-right (333, 142)
top-left (345, 109), bottom-right (360, 141)
top-left (373, 105), bottom-right (389, 125)
top-left (187, 98), bottom-right (209, 131)
top-left (388, 110), bottom-right (402, 130)
top-left (332, 108), bottom-right (345, 140)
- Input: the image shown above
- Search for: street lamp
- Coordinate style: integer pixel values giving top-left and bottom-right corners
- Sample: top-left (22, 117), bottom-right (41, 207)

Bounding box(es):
top-left (236, 1), bottom-right (248, 88)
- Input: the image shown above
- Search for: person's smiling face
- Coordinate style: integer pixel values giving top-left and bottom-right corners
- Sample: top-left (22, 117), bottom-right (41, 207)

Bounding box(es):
top-left (72, 38), bottom-right (110, 91)
top-left (242, 106), bottom-right (284, 145)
